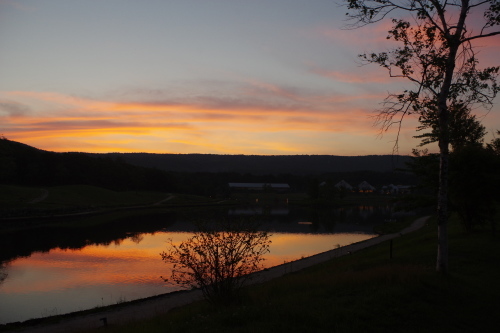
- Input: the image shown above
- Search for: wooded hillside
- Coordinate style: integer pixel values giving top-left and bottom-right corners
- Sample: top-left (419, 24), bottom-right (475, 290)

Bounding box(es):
top-left (0, 138), bottom-right (175, 191)
top-left (1, 138), bottom-right (414, 195)
top-left (100, 152), bottom-right (411, 174)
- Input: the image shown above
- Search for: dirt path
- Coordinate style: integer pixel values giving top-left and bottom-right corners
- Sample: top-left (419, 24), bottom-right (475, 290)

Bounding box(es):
top-left (11, 216), bottom-right (430, 333)
top-left (152, 194), bottom-right (175, 206)
top-left (28, 189), bottom-right (49, 204)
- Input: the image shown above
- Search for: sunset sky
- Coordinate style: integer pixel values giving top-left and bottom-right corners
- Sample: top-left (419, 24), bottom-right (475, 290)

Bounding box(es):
top-left (1, 0), bottom-right (499, 155)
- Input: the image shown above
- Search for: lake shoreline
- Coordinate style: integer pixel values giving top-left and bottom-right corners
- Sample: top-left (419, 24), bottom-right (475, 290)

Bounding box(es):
top-left (1, 216), bottom-right (429, 333)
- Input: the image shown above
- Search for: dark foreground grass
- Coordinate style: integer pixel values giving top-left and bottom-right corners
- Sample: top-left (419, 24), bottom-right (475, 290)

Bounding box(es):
top-left (80, 215), bottom-right (499, 333)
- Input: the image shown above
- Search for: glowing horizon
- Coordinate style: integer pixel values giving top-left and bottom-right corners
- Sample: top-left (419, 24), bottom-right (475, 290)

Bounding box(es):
top-left (1, 1), bottom-right (499, 156)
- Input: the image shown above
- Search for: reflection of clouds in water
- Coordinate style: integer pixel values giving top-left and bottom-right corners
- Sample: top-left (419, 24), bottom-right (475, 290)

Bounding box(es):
top-left (0, 262), bottom-right (8, 284)
top-left (265, 232), bottom-right (374, 267)
top-left (0, 206), bottom-right (391, 324)
top-left (130, 234), bottom-right (144, 244)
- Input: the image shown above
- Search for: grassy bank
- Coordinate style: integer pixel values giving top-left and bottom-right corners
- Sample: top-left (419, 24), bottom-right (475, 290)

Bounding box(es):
top-left (79, 214), bottom-right (499, 333)
top-left (0, 185), bottom-right (228, 223)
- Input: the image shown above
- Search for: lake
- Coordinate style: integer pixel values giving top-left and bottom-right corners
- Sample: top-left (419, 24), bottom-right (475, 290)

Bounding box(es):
top-left (0, 205), bottom-right (397, 324)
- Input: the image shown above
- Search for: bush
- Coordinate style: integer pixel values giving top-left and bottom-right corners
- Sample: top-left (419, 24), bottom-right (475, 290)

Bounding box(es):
top-left (160, 220), bottom-right (271, 305)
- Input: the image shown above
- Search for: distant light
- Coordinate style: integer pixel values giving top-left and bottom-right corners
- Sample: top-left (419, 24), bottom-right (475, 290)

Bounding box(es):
top-left (298, 222), bottom-right (313, 225)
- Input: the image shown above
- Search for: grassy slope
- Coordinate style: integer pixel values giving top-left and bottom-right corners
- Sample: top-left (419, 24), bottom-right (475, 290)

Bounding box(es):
top-left (0, 185), bottom-right (43, 204)
top-left (0, 184), bottom-right (169, 208)
top-left (82, 215), bottom-right (499, 333)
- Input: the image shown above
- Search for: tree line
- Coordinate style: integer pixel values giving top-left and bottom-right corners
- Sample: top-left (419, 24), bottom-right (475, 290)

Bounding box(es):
top-left (1, 138), bottom-right (415, 195)
top-left (0, 138), bottom-right (175, 191)
top-left (100, 152), bottom-right (411, 174)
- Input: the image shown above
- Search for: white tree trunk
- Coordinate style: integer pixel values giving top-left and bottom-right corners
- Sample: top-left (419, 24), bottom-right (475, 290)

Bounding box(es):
top-left (436, 147), bottom-right (449, 272)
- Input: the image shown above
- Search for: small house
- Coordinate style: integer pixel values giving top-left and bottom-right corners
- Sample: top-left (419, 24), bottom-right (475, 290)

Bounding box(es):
top-left (228, 183), bottom-right (290, 193)
top-left (334, 180), bottom-right (353, 191)
top-left (358, 181), bottom-right (376, 193)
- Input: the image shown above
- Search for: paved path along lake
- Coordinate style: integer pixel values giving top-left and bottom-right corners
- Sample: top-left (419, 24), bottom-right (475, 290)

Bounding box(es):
top-left (13, 216), bottom-right (430, 333)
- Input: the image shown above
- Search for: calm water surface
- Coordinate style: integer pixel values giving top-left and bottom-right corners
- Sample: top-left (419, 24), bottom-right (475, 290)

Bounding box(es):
top-left (0, 205), bottom-right (397, 324)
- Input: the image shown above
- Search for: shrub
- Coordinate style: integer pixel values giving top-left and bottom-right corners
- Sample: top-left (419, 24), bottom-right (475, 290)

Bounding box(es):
top-left (160, 220), bottom-right (271, 305)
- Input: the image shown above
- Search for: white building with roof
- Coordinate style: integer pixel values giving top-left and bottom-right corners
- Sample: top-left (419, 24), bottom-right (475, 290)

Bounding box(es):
top-left (358, 181), bottom-right (376, 193)
top-left (228, 183), bottom-right (290, 192)
top-left (334, 180), bottom-right (353, 191)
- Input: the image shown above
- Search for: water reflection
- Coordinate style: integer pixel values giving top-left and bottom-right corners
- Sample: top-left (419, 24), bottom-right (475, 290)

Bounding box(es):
top-left (0, 262), bottom-right (7, 284)
top-left (0, 210), bottom-right (179, 263)
top-left (0, 205), bottom-right (395, 325)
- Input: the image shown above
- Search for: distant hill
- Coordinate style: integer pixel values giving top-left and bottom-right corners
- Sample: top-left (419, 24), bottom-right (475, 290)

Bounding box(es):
top-left (1, 139), bottom-right (414, 195)
top-left (100, 153), bottom-right (411, 175)
top-left (0, 138), bottom-right (175, 191)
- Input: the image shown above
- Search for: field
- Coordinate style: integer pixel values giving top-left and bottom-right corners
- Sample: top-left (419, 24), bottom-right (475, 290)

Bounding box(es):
top-left (0, 184), bottom-right (168, 208)
top-left (0, 185), bottom-right (225, 223)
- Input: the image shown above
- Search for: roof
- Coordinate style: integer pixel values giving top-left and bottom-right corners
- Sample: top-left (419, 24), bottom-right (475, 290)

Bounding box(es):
top-left (335, 180), bottom-right (353, 190)
top-left (358, 181), bottom-right (376, 190)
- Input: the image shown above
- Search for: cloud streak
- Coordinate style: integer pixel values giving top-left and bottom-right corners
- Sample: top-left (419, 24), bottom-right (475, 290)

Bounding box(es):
top-left (1, 81), bottom-right (391, 154)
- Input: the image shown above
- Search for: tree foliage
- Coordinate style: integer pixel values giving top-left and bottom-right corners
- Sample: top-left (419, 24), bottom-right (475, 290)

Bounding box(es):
top-left (414, 103), bottom-right (486, 150)
top-left (487, 130), bottom-right (500, 154)
top-left (348, 1), bottom-right (499, 145)
top-left (160, 220), bottom-right (271, 305)
top-left (0, 263), bottom-right (7, 284)
top-left (409, 142), bottom-right (500, 232)
top-left (449, 144), bottom-right (500, 231)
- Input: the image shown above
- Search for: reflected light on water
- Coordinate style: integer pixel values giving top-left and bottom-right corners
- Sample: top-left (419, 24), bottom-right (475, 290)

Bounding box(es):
top-left (0, 231), bottom-right (374, 324)
top-left (265, 233), bottom-right (373, 266)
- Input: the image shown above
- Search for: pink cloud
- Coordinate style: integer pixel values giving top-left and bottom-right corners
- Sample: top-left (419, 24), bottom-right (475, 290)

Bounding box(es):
top-left (309, 66), bottom-right (391, 84)
top-left (315, 20), bottom-right (396, 46)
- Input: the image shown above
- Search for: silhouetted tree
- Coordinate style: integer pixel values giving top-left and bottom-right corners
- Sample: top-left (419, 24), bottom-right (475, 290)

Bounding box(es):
top-left (308, 178), bottom-right (320, 199)
top-left (0, 262), bottom-right (7, 284)
top-left (415, 103), bottom-right (486, 150)
top-left (449, 144), bottom-right (499, 231)
top-left (319, 179), bottom-right (337, 201)
top-left (487, 130), bottom-right (500, 155)
top-left (408, 139), bottom-right (500, 233)
top-left (160, 220), bottom-right (271, 305)
top-left (346, 0), bottom-right (500, 273)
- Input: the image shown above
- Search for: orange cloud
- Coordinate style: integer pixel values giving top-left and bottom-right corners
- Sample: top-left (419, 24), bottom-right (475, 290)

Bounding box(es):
top-left (0, 86), bottom-right (425, 155)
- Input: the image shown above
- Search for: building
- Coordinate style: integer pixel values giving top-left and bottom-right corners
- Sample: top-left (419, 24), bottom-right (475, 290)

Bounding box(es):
top-left (381, 184), bottom-right (413, 194)
top-left (358, 181), bottom-right (376, 193)
top-left (334, 180), bottom-right (353, 191)
top-left (228, 183), bottom-right (290, 192)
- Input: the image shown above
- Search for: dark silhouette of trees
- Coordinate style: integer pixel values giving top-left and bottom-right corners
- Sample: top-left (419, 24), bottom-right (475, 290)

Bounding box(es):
top-left (487, 130), bottom-right (500, 154)
top-left (415, 103), bottom-right (486, 150)
top-left (345, 0), bottom-right (500, 273)
top-left (409, 142), bottom-right (500, 233)
top-left (0, 262), bottom-right (7, 285)
top-left (449, 144), bottom-right (499, 232)
top-left (160, 220), bottom-right (271, 305)
top-left (0, 138), bottom-right (176, 191)
top-left (106, 152), bottom-right (411, 174)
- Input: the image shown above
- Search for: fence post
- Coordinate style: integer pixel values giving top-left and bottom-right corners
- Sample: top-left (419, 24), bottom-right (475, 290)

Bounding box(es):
top-left (389, 239), bottom-right (393, 259)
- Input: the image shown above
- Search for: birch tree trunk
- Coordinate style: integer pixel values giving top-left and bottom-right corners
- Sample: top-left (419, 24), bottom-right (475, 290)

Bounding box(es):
top-left (436, 135), bottom-right (449, 272)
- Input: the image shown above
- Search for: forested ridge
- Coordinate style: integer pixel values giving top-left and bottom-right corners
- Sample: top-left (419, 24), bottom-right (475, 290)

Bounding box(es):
top-left (0, 138), bottom-right (175, 191)
top-left (1, 138), bottom-right (414, 194)
top-left (99, 152), bottom-right (411, 174)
